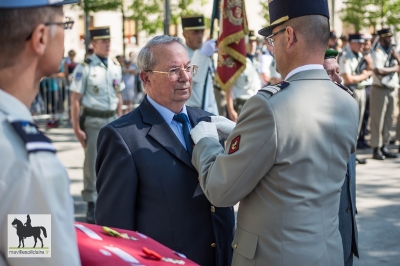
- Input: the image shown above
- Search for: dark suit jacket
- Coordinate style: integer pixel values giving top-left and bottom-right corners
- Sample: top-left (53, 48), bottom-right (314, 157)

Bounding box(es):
top-left (339, 153), bottom-right (359, 262)
top-left (95, 96), bottom-right (234, 266)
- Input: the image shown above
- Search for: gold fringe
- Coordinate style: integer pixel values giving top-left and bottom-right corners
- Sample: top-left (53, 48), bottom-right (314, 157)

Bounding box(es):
top-left (217, 0), bottom-right (249, 91)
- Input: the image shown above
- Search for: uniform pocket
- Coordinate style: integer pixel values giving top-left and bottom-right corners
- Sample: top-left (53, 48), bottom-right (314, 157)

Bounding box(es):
top-left (231, 225), bottom-right (259, 259)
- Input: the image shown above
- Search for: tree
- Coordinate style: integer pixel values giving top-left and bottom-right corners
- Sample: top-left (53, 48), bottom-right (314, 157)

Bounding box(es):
top-left (340, 0), bottom-right (371, 32)
top-left (259, 0), bottom-right (270, 27)
top-left (76, 0), bottom-right (122, 12)
top-left (341, 0), bottom-right (400, 33)
top-left (129, 0), bottom-right (208, 41)
top-left (130, 0), bottom-right (164, 41)
top-left (74, 0), bottom-right (123, 52)
top-left (367, 0), bottom-right (400, 31)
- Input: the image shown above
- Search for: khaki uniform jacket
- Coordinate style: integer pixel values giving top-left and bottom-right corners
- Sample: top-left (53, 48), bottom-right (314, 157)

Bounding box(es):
top-left (192, 69), bottom-right (359, 266)
top-left (70, 54), bottom-right (125, 111)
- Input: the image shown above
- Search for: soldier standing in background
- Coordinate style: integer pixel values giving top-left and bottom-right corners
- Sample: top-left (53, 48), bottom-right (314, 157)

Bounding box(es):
top-left (70, 26), bottom-right (125, 223)
top-left (370, 28), bottom-right (399, 160)
top-left (339, 33), bottom-right (373, 164)
top-left (181, 15), bottom-right (219, 115)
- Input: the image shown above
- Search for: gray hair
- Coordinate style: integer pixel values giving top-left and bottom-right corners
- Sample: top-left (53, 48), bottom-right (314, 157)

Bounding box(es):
top-left (137, 35), bottom-right (187, 72)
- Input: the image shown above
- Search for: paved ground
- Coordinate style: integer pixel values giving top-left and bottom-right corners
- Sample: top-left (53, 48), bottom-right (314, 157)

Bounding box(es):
top-left (40, 122), bottom-right (400, 265)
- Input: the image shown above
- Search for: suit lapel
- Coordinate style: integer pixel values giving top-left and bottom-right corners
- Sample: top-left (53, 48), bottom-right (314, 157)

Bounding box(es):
top-left (139, 96), bottom-right (194, 169)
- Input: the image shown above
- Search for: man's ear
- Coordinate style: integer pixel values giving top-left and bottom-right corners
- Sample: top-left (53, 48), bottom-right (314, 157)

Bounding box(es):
top-left (286, 27), bottom-right (297, 49)
top-left (28, 24), bottom-right (48, 56)
top-left (140, 72), bottom-right (150, 85)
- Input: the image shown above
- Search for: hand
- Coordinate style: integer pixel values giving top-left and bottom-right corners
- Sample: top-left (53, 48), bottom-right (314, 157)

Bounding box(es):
top-left (211, 116), bottom-right (236, 140)
top-left (364, 53), bottom-right (373, 68)
top-left (200, 39), bottom-right (217, 57)
top-left (190, 121), bottom-right (219, 144)
top-left (74, 129), bottom-right (87, 148)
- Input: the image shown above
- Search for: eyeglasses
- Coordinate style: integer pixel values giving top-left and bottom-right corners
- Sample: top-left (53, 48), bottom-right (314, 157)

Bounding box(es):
top-left (148, 65), bottom-right (198, 81)
top-left (26, 17), bottom-right (74, 40)
top-left (265, 28), bottom-right (286, 46)
top-left (45, 17), bottom-right (74, 30)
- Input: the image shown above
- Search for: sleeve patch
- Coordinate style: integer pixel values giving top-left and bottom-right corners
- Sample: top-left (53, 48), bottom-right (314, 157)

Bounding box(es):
top-left (229, 135), bottom-right (241, 154)
top-left (75, 72), bottom-right (83, 81)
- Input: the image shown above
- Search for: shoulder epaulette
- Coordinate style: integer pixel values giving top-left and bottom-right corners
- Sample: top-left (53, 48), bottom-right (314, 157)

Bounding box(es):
top-left (334, 82), bottom-right (354, 97)
top-left (82, 58), bottom-right (92, 66)
top-left (259, 81), bottom-right (290, 95)
top-left (9, 121), bottom-right (56, 154)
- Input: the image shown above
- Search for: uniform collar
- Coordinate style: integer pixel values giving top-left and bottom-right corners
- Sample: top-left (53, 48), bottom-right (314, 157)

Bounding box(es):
top-left (285, 64), bottom-right (324, 80)
top-left (0, 89), bottom-right (33, 122)
top-left (90, 53), bottom-right (107, 65)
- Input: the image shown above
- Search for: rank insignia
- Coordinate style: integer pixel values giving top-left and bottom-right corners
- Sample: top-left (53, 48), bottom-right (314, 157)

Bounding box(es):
top-left (260, 81), bottom-right (290, 95)
top-left (229, 135), bottom-right (241, 154)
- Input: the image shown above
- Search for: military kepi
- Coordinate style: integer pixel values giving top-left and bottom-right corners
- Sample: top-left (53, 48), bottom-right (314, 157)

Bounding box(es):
top-left (181, 15), bottom-right (206, 30)
top-left (377, 28), bottom-right (392, 38)
top-left (249, 30), bottom-right (257, 41)
top-left (348, 33), bottom-right (365, 43)
top-left (90, 27), bottom-right (111, 40)
top-left (258, 0), bottom-right (330, 37)
top-left (0, 0), bottom-right (79, 8)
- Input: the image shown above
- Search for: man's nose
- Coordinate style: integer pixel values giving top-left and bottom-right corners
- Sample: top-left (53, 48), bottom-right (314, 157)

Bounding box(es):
top-left (179, 69), bottom-right (191, 81)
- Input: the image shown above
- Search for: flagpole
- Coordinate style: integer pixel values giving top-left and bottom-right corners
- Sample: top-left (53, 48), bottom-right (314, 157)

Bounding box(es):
top-left (210, 0), bottom-right (220, 39)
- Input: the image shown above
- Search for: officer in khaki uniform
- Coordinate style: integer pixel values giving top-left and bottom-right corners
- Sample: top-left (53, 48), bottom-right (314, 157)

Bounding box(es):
top-left (339, 33), bottom-right (373, 164)
top-left (370, 28), bottom-right (399, 160)
top-left (70, 26), bottom-right (124, 223)
top-left (189, 0), bottom-right (359, 265)
top-left (0, 1), bottom-right (80, 265)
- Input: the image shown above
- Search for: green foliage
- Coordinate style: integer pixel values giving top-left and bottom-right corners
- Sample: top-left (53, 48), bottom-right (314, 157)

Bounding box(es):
top-left (171, 0), bottom-right (209, 26)
top-left (341, 0), bottom-right (400, 32)
top-left (129, 0), bottom-right (208, 35)
top-left (130, 0), bottom-right (164, 35)
top-left (76, 0), bottom-right (122, 13)
top-left (340, 0), bottom-right (369, 32)
top-left (259, 0), bottom-right (270, 27)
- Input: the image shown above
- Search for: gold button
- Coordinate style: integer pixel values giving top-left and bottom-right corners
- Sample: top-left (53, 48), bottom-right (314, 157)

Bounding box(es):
top-left (233, 243), bottom-right (238, 249)
top-left (211, 206), bottom-right (216, 213)
top-left (211, 243), bottom-right (216, 248)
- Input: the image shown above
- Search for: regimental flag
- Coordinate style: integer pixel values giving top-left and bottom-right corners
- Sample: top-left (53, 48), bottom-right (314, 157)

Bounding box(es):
top-left (216, 0), bottom-right (249, 91)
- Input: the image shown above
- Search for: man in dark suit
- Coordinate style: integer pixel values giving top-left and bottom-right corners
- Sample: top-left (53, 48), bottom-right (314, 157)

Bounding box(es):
top-left (95, 35), bottom-right (234, 266)
top-left (324, 49), bottom-right (359, 265)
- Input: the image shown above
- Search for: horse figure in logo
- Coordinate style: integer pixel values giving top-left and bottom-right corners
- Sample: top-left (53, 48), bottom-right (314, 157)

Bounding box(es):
top-left (11, 216), bottom-right (47, 248)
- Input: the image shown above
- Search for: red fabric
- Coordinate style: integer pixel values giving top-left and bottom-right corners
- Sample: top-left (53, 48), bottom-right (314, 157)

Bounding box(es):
top-left (216, 0), bottom-right (248, 91)
top-left (75, 222), bottom-right (198, 266)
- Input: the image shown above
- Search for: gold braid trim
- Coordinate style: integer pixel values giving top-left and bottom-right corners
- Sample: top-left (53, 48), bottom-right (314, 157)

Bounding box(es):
top-left (217, 0), bottom-right (249, 91)
top-left (216, 64), bottom-right (246, 91)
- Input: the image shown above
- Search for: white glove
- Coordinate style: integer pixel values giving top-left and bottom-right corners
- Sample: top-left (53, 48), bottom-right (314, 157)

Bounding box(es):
top-left (190, 121), bottom-right (219, 144)
top-left (211, 116), bottom-right (236, 140)
top-left (200, 39), bottom-right (217, 57)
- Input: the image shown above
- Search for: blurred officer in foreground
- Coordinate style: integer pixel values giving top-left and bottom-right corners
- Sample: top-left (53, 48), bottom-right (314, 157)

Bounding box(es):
top-left (339, 34), bottom-right (373, 164)
top-left (95, 35), bottom-right (234, 266)
top-left (370, 28), bottom-right (399, 160)
top-left (189, 0), bottom-right (359, 264)
top-left (0, 0), bottom-right (80, 265)
top-left (70, 26), bottom-right (124, 223)
top-left (324, 49), bottom-right (359, 266)
top-left (181, 15), bottom-right (219, 115)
